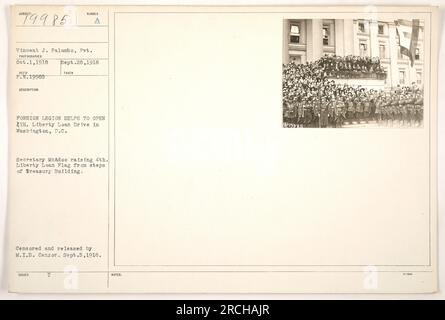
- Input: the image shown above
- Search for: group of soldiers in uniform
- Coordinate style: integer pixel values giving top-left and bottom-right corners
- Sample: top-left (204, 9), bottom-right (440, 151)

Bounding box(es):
top-left (282, 58), bottom-right (424, 128)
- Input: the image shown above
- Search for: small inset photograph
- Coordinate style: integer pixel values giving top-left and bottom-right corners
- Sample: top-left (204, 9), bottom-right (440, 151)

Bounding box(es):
top-left (282, 19), bottom-right (424, 128)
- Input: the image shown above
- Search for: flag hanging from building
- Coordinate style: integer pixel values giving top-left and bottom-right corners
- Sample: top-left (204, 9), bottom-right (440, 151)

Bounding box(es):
top-left (395, 19), bottom-right (420, 67)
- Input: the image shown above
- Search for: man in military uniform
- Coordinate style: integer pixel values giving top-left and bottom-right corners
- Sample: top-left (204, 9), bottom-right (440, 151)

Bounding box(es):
top-left (402, 92), bottom-right (412, 126)
top-left (346, 96), bottom-right (355, 124)
top-left (305, 102), bottom-right (314, 128)
top-left (414, 90), bottom-right (423, 126)
top-left (380, 96), bottom-right (388, 126)
top-left (369, 92), bottom-right (377, 121)
top-left (407, 93), bottom-right (416, 126)
top-left (399, 95), bottom-right (408, 127)
top-left (283, 99), bottom-right (295, 127)
top-left (351, 96), bottom-right (358, 123)
top-left (363, 96), bottom-right (371, 124)
top-left (374, 94), bottom-right (382, 125)
top-left (328, 97), bottom-right (336, 127)
top-left (319, 98), bottom-right (329, 128)
top-left (400, 96), bottom-right (409, 126)
top-left (355, 95), bottom-right (363, 123)
top-left (312, 98), bottom-right (321, 128)
top-left (335, 98), bottom-right (345, 128)
top-left (283, 100), bottom-right (290, 126)
top-left (290, 99), bottom-right (299, 127)
top-left (297, 98), bottom-right (305, 128)
top-left (390, 94), bottom-right (399, 127)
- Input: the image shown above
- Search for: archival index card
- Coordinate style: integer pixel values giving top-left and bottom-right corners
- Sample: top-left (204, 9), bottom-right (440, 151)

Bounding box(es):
top-left (8, 5), bottom-right (438, 293)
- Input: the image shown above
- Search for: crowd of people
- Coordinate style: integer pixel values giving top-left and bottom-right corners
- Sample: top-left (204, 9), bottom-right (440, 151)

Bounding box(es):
top-left (282, 57), bottom-right (424, 128)
top-left (318, 55), bottom-right (387, 79)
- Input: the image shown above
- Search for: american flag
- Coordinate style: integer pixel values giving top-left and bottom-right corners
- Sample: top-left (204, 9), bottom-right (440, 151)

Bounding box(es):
top-left (395, 19), bottom-right (420, 67)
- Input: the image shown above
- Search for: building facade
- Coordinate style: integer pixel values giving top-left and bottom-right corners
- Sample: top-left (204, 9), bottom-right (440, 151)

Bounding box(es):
top-left (283, 19), bottom-right (424, 89)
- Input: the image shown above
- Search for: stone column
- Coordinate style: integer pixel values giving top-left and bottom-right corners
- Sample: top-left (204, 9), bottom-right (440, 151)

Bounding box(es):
top-left (388, 22), bottom-right (400, 87)
top-left (282, 19), bottom-right (290, 64)
top-left (306, 19), bottom-right (323, 61)
top-left (334, 19), bottom-right (344, 56)
top-left (343, 19), bottom-right (354, 56)
top-left (369, 20), bottom-right (379, 58)
top-left (352, 20), bottom-right (360, 56)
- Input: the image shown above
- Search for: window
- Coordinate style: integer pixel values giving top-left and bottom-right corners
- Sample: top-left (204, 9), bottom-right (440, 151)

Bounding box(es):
top-left (322, 27), bottom-right (329, 45)
top-left (358, 22), bottom-right (365, 33)
top-left (415, 48), bottom-right (420, 60)
top-left (378, 24), bottom-right (384, 35)
top-left (379, 44), bottom-right (386, 59)
top-left (359, 42), bottom-right (368, 57)
top-left (290, 35), bottom-right (300, 44)
top-left (399, 70), bottom-right (406, 85)
top-left (398, 46), bottom-right (404, 59)
top-left (290, 24), bottom-right (300, 44)
top-left (290, 25), bottom-right (300, 33)
top-left (416, 71), bottom-right (422, 85)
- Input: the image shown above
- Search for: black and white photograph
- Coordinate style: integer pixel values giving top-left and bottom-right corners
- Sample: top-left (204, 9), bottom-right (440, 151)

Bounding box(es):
top-left (282, 18), bottom-right (425, 128)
